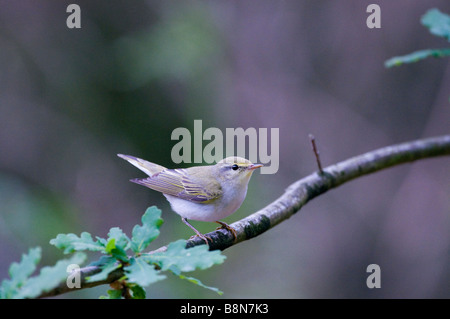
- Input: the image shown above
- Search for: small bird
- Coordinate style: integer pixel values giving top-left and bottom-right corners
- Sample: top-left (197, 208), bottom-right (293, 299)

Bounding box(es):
top-left (118, 154), bottom-right (263, 244)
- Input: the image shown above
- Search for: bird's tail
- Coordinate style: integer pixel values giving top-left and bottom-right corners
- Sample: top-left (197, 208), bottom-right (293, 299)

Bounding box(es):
top-left (117, 154), bottom-right (166, 176)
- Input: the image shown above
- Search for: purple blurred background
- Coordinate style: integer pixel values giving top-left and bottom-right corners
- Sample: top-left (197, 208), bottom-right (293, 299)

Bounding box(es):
top-left (0, 0), bottom-right (449, 298)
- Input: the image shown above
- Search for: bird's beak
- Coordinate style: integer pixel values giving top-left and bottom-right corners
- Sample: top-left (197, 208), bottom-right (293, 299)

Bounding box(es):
top-left (248, 163), bottom-right (263, 171)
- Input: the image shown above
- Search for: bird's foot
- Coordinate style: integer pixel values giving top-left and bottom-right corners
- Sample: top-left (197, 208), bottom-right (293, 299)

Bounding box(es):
top-left (182, 217), bottom-right (212, 245)
top-left (189, 233), bottom-right (212, 245)
top-left (215, 221), bottom-right (237, 242)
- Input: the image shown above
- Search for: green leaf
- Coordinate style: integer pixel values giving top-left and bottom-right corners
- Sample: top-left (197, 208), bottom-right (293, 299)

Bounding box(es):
top-left (99, 285), bottom-right (146, 299)
top-left (131, 206), bottom-right (164, 253)
top-left (177, 274), bottom-right (223, 295)
top-left (0, 247), bottom-right (41, 299)
top-left (105, 228), bottom-right (131, 262)
top-left (96, 236), bottom-right (108, 247)
top-left (50, 232), bottom-right (105, 254)
top-left (100, 289), bottom-right (122, 299)
top-left (15, 253), bottom-right (86, 299)
top-left (169, 266), bottom-right (223, 295)
top-left (86, 256), bottom-right (121, 283)
top-left (129, 284), bottom-right (146, 299)
top-left (421, 8), bottom-right (450, 41)
top-left (7, 247), bottom-right (41, 285)
top-left (144, 239), bottom-right (226, 272)
top-left (107, 227), bottom-right (131, 251)
top-left (385, 9), bottom-right (450, 68)
top-left (124, 257), bottom-right (166, 287)
top-left (105, 238), bottom-right (116, 254)
top-left (385, 48), bottom-right (450, 67)
top-left (104, 238), bottom-right (129, 262)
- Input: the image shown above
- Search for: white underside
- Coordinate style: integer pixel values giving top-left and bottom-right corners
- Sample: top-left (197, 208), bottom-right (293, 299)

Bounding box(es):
top-left (163, 184), bottom-right (248, 222)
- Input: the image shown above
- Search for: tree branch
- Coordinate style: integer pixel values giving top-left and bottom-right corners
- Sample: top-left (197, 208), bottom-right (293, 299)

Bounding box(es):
top-left (40, 135), bottom-right (450, 298)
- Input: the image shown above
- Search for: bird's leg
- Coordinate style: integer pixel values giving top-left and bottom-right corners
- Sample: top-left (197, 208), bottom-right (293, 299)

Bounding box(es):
top-left (215, 221), bottom-right (237, 242)
top-left (181, 218), bottom-right (211, 245)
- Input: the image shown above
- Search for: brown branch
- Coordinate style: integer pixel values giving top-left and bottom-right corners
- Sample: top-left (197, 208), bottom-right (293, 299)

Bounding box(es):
top-left (39, 134), bottom-right (450, 298)
top-left (309, 134), bottom-right (324, 174)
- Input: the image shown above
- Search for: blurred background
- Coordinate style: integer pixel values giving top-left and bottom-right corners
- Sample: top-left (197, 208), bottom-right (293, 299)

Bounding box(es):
top-left (0, 0), bottom-right (449, 298)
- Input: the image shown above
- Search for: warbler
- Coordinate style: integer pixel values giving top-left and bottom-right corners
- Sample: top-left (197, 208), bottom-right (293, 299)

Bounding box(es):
top-left (118, 154), bottom-right (263, 244)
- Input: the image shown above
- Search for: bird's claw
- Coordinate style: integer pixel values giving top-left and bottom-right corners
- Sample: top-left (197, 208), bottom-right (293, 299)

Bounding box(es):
top-left (215, 221), bottom-right (238, 242)
top-left (189, 234), bottom-right (212, 245)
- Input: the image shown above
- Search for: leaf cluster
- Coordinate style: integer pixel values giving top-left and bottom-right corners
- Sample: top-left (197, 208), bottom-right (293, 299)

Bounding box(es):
top-left (0, 206), bottom-right (226, 299)
top-left (385, 8), bottom-right (450, 67)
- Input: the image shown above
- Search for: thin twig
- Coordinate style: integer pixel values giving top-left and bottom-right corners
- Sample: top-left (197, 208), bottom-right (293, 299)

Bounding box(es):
top-left (38, 134), bottom-right (450, 298)
top-left (309, 134), bottom-right (324, 174)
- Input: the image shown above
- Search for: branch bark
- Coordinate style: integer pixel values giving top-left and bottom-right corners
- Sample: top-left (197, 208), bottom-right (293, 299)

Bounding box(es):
top-left (40, 135), bottom-right (450, 298)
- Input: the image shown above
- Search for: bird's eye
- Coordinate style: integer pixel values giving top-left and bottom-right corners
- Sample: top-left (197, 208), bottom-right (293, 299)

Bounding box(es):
top-left (231, 164), bottom-right (239, 171)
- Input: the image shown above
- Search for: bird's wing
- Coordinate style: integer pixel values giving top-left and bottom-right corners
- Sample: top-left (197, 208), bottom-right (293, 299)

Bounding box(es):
top-left (131, 168), bottom-right (222, 203)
